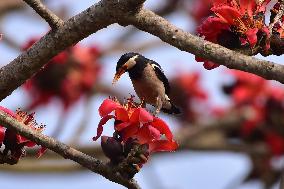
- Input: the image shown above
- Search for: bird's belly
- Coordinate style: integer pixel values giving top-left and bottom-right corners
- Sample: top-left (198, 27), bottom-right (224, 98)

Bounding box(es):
top-left (131, 79), bottom-right (163, 105)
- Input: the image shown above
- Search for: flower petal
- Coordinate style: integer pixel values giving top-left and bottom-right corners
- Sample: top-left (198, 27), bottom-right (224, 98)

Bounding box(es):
top-left (245, 28), bottom-right (258, 47)
top-left (16, 135), bottom-right (30, 144)
top-left (239, 0), bottom-right (256, 17)
top-left (151, 117), bottom-right (173, 141)
top-left (198, 17), bottom-right (229, 42)
top-left (203, 60), bottom-right (220, 70)
top-left (93, 115), bottom-right (115, 141)
top-left (25, 141), bottom-right (37, 147)
top-left (135, 125), bottom-right (161, 144)
top-left (212, 5), bottom-right (241, 25)
top-left (99, 99), bottom-right (121, 117)
top-left (265, 131), bottom-right (284, 156)
top-left (149, 140), bottom-right (178, 153)
top-left (120, 124), bottom-right (139, 142)
top-left (195, 57), bottom-right (220, 70)
top-left (260, 27), bottom-right (270, 51)
top-left (115, 122), bottom-right (132, 131)
top-left (0, 126), bottom-right (5, 143)
top-left (212, 0), bottom-right (227, 7)
top-left (130, 108), bottom-right (153, 123)
top-left (37, 146), bottom-right (47, 158)
top-left (115, 107), bottom-right (129, 122)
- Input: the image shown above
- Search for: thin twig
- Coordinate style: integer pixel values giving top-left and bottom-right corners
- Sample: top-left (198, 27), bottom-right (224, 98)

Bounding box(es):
top-left (23, 0), bottom-right (63, 29)
top-left (0, 0), bottom-right (24, 16)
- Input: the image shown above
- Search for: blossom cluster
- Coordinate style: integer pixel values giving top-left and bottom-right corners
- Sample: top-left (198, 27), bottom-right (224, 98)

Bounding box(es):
top-left (170, 72), bottom-right (208, 122)
top-left (93, 97), bottom-right (178, 178)
top-left (23, 39), bottom-right (101, 110)
top-left (193, 0), bottom-right (274, 69)
top-left (224, 71), bottom-right (284, 154)
top-left (0, 107), bottom-right (46, 163)
top-left (222, 70), bottom-right (284, 185)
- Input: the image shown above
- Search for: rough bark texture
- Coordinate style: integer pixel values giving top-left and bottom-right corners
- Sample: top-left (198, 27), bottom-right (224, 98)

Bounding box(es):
top-left (124, 9), bottom-right (284, 83)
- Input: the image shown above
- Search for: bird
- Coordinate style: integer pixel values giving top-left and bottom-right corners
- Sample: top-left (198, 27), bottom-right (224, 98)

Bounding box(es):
top-left (112, 52), bottom-right (180, 115)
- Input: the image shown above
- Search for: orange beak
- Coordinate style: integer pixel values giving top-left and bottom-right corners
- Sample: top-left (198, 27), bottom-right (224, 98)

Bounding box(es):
top-left (112, 67), bottom-right (127, 85)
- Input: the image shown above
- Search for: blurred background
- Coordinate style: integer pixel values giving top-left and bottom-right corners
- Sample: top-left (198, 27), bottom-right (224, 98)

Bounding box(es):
top-left (0, 0), bottom-right (284, 188)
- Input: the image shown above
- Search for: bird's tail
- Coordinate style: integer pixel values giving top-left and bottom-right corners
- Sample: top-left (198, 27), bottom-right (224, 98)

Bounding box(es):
top-left (162, 103), bottom-right (181, 114)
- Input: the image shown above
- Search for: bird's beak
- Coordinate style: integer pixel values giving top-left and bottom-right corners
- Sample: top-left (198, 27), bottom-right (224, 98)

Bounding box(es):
top-left (112, 67), bottom-right (127, 85)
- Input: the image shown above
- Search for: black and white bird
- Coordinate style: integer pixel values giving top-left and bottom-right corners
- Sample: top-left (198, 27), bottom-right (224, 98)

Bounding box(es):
top-left (112, 52), bottom-right (180, 115)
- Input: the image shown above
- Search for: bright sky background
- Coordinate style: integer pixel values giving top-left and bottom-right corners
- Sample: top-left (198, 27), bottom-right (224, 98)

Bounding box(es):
top-left (0, 0), bottom-right (283, 188)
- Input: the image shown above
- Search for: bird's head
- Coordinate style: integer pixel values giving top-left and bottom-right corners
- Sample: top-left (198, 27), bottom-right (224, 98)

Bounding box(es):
top-left (112, 52), bottom-right (140, 85)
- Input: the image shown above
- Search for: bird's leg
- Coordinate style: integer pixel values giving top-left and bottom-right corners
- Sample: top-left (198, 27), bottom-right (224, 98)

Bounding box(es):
top-left (154, 96), bottom-right (163, 116)
top-left (140, 98), bottom-right (146, 108)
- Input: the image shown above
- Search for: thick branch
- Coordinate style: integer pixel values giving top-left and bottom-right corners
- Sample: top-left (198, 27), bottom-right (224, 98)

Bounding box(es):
top-left (0, 0), bottom-right (115, 101)
top-left (122, 9), bottom-right (284, 83)
top-left (0, 0), bottom-right (143, 101)
top-left (0, 111), bottom-right (141, 189)
top-left (1, 0), bottom-right (284, 103)
top-left (23, 0), bottom-right (63, 28)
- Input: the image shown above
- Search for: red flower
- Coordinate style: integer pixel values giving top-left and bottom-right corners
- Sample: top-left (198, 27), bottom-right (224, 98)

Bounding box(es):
top-left (228, 70), bottom-right (268, 105)
top-left (197, 0), bottom-right (271, 69)
top-left (265, 131), bottom-right (284, 156)
top-left (240, 104), bottom-right (265, 136)
top-left (0, 107), bottom-right (46, 162)
top-left (175, 72), bottom-right (208, 100)
top-left (170, 72), bottom-right (208, 122)
top-left (93, 97), bottom-right (178, 153)
top-left (224, 70), bottom-right (284, 153)
top-left (23, 39), bottom-right (101, 110)
top-left (188, 0), bottom-right (213, 24)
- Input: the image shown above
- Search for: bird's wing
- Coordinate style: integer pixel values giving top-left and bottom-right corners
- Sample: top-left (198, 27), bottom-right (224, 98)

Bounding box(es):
top-left (150, 60), bottom-right (170, 95)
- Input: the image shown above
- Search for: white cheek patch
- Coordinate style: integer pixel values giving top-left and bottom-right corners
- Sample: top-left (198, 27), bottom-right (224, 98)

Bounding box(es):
top-left (151, 64), bottom-right (160, 70)
top-left (125, 55), bottom-right (138, 69)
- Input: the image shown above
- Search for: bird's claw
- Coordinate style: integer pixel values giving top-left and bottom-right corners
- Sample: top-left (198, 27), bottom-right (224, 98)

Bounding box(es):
top-left (153, 108), bottom-right (160, 116)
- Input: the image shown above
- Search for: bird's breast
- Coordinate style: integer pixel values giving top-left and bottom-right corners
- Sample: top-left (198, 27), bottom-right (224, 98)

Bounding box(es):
top-left (130, 66), bottom-right (165, 105)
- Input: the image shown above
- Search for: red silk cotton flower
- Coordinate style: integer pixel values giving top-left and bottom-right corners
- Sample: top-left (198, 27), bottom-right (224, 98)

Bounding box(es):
top-left (23, 39), bottom-right (101, 110)
top-left (93, 97), bottom-right (178, 153)
top-left (170, 72), bottom-right (208, 122)
top-left (223, 70), bottom-right (268, 105)
top-left (196, 0), bottom-right (271, 69)
top-left (188, 0), bottom-right (213, 24)
top-left (0, 107), bottom-right (46, 163)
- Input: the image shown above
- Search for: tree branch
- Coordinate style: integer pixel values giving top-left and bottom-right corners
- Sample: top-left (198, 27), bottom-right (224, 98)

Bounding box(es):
top-left (0, 0), bottom-right (24, 16)
top-left (0, 0), bottom-right (145, 101)
top-left (1, 0), bottom-right (284, 105)
top-left (0, 111), bottom-right (141, 189)
top-left (23, 0), bottom-right (63, 29)
top-left (123, 8), bottom-right (284, 83)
